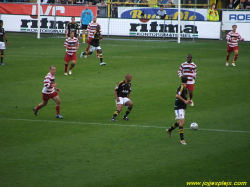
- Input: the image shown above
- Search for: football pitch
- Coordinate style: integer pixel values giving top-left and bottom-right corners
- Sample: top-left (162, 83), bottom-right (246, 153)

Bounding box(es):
top-left (0, 33), bottom-right (249, 187)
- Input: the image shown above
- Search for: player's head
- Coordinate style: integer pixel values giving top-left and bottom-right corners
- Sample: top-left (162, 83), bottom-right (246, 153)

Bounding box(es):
top-left (71, 17), bottom-right (75, 23)
top-left (96, 25), bottom-right (100, 31)
top-left (232, 25), bottom-right (237, 32)
top-left (211, 3), bottom-right (216, 9)
top-left (181, 75), bottom-right (188, 83)
top-left (0, 20), bottom-right (3, 27)
top-left (187, 54), bottom-right (192, 63)
top-left (93, 16), bottom-right (97, 23)
top-left (49, 66), bottom-right (56, 75)
top-left (85, 4), bottom-right (89, 9)
top-left (70, 30), bottom-right (75, 38)
top-left (160, 5), bottom-right (164, 10)
top-left (125, 74), bottom-right (132, 82)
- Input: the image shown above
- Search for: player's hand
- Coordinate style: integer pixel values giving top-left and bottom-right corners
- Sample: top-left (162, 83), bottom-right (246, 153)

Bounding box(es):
top-left (52, 83), bottom-right (58, 87)
top-left (241, 38), bottom-right (244, 41)
top-left (56, 88), bottom-right (61, 92)
top-left (116, 98), bottom-right (120, 102)
top-left (184, 100), bottom-right (191, 104)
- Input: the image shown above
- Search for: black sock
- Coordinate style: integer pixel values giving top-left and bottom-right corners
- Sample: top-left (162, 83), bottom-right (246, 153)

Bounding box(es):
top-left (99, 53), bottom-right (103, 63)
top-left (168, 122), bottom-right (179, 132)
top-left (179, 126), bottom-right (184, 140)
top-left (112, 110), bottom-right (120, 118)
top-left (124, 107), bottom-right (132, 117)
top-left (1, 54), bottom-right (4, 63)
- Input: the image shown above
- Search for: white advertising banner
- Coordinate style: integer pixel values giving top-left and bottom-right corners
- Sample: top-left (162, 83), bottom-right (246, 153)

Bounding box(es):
top-left (222, 11), bottom-right (250, 41)
top-left (2, 14), bottom-right (221, 39)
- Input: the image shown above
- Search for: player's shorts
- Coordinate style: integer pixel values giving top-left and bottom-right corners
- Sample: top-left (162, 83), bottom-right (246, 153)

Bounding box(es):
top-left (115, 97), bottom-right (131, 106)
top-left (227, 45), bottom-right (239, 53)
top-left (186, 84), bottom-right (194, 91)
top-left (87, 37), bottom-right (93, 45)
top-left (64, 52), bottom-right (77, 62)
top-left (0, 42), bottom-right (6, 50)
top-left (90, 45), bottom-right (101, 52)
top-left (81, 24), bottom-right (88, 30)
top-left (42, 92), bottom-right (58, 102)
top-left (175, 109), bottom-right (185, 120)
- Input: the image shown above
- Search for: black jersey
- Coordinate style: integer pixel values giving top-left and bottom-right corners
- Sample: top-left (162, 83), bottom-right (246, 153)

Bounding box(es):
top-left (0, 27), bottom-right (5, 42)
top-left (91, 30), bottom-right (101, 47)
top-left (174, 84), bottom-right (188, 110)
top-left (67, 22), bottom-right (79, 37)
top-left (115, 80), bottom-right (131, 98)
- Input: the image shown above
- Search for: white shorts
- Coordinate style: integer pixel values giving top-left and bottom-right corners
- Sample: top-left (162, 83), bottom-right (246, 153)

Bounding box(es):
top-left (0, 42), bottom-right (6, 50)
top-left (115, 97), bottom-right (131, 106)
top-left (175, 109), bottom-right (185, 120)
top-left (90, 45), bottom-right (101, 52)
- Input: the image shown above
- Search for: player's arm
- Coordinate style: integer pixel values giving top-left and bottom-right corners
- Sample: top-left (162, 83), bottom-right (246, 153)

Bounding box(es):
top-left (76, 40), bottom-right (80, 50)
top-left (55, 87), bottom-right (61, 92)
top-left (114, 89), bottom-right (120, 102)
top-left (66, 23), bottom-right (70, 39)
top-left (178, 65), bottom-right (183, 77)
top-left (99, 32), bottom-right (103, 42)
top-left (176, 94), bottom-right (190, 104)
top-left (3, 31), bottom-right (9, 46)
top-left (127, 93), bottom-right (131, 99)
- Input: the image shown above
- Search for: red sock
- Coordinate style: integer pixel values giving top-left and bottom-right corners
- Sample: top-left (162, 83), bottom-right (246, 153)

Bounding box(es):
top-left (189, 93), bottom-right (193, 100)
top-left (56, 106), bottom-right (60, 115)
top-left (69, 63), bottom-right (75, 70)
top-left (97, 51), bottom-right (99, 56)
top-left (35, 105), bottom-right (42, 111)
top-left (86, 46), bottom-right (90, 52)
top-left (226, 54), bottom-right (230, 62)
top-left (64, 64), bottom-right (68, 73)
top-left (233, 54), bottom-right (238, 63)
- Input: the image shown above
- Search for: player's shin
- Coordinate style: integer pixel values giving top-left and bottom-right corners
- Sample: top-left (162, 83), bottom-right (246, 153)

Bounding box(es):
top-left (168, 121), bottom-right (179, 132)
top-left (179, 126), bottom-right (184, 140)
top-left (112, 110), bottom-right (120, 118)
top-left (226, 54), bottom-right (230, 62)
top-left (69, 63), bottom-right (75, 70)
top-left (1, 53), bottom-right (4, 63)
top-left (99, 53), bottom-right (103, 62)
top-left (56, 106), bottom-right (60, 115)
top-left (125, 107), bottom-right (132, 117)
top-left (64, 63), bottom-right (68, 73)
top-left (233, 54), bottom-right (238, 63)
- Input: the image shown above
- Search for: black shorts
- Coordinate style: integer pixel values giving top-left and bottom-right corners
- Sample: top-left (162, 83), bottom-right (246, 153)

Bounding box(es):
top-left (81, 24), bottom-right (88, 30)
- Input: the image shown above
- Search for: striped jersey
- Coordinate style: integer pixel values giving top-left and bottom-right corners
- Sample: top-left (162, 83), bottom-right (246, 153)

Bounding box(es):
top-left (178, 62), bottom-right (197, 84)
top-left (87, 22), bottom-right (100, 38)
top-left (64, 37), bottom-right (79, 55)
top-left (42, 73), bottom-right (55, 94)
top-left (226, 31), bottom-right (243, 47)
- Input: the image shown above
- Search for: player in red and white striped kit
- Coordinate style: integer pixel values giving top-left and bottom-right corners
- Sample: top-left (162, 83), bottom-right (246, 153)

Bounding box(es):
top-left (64, 30), bottom-right (79, 75)
top-left (33, 66), bottom-right (63, 119)
top-left (178, 54), bottom-right (197, 106)
top-left (226, 25), bottom-right (244, 67)
top-left (85, 17), bottom-right (100, 58)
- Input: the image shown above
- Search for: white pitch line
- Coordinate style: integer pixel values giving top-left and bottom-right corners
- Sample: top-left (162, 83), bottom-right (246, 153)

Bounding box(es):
top-left (1, 118), bottom-right (250, 134)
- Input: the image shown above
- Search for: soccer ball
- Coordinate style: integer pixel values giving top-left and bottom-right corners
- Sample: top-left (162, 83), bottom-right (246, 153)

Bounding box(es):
top-left (156, 16), bottom-right (160, 19)
top-left (190, 122), bottom-right (198, 130)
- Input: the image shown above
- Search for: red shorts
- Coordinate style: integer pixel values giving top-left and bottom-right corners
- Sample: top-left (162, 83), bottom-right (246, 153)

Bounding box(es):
top-left (87, 37), bottom-right (93, 45)
top-left (186, 84), bottom-right (194, 91)
top-left (42, 92), bottom-right (58, 102)
top-left (64, 53), bottom-right (77, 62)
top-left (227, 46), bottom-right (239, 53)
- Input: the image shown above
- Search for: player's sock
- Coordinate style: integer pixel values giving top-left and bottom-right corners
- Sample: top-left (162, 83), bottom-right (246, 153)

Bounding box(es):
top-left (112, 109), bottom-right (120, 118)
top-left (99, 53), bottom-right (103, 63)
top-left (179, 126), bottom-right (184, 140)
top-left (124, 107), bottom-right (132, 117)
top-left (96, 51), bottom-right (99, 57)
top-left (83, 34), bottom-right (86, 43)
top-left (189, 93), bottom-right (193, 100)
top-left (56, 106), bottom-right (60, 115)
top-left (1, 54), bottom-right (4, 63)
top-left (69, 63), bottom-right (75, 70)
top-left (226, 54), bottom-right (230, 62)
top-left (64, 64), bottom-right (68, 73)
top-left (35, 105), bottom-right (42, 111)
top-left (233, 54), bottom-right (238, 63)
top-left (86, 46), bottom-right (90, 52)
top-left (168, 122), bottom-right (179, 132)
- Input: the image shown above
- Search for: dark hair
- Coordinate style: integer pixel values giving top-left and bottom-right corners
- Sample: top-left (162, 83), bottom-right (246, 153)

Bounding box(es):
top-left (0, 20), bottom-right (3, 24)
top-left (181, 75), bottom-right (188, 83)
top-left (232, 24), bottom-right (237, 28)
top-left (160, 5), bottom-right (164, 7)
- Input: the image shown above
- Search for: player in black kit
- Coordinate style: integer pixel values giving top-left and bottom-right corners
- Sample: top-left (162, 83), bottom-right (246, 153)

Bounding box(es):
top-left (110, 74), bottom-right (133, 121)
top-left (0, 20), bottom-right (9, 66)
top-left (80, 25), bottom-right (106, 66)
top-left (166, 75), bottom-right (191, 145)
top-left (66, 17), bottom-right (80, 39)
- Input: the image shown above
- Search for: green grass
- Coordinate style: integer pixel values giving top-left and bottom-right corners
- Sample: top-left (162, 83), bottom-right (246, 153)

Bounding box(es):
top-left (0, 33), bottom-right (250, 187)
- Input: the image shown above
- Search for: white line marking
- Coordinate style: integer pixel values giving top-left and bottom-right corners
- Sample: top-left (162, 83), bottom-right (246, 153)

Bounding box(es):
top-left (1, 118), bottom-right (250, 134)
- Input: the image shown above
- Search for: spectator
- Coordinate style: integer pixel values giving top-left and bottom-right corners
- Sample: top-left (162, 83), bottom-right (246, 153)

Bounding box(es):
top-left (246, 0), bottom-right (250, 9)
top-left (166, 0), bottom-right (174, 8)
top-left (237, 0), bottom-right (247, 9)
top-left (186, 0), bottom-right (194, 8)
top-left (139, 0), bottom-right (148, 7)
top-left (125, 0), bottom-right (133, 6)
top-left (67, 0), bottom-right (74, 4)
top-left (207, 4), bottom-right (219, 21)
top-left (97, 0), bottom-right (106, 6)
top-left (157, 5), bottom-right (167, 19)
top-left (226, 0), bottom-right (234, 9)
top-left (60, 0), bottom-right (68, 4)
